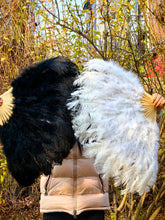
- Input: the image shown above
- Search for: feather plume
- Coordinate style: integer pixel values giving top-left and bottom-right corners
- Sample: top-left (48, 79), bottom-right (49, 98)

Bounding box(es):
top-left (67, 59), bottom-right (160, 195)
top-left (0, 56), bottom-right (78, 186)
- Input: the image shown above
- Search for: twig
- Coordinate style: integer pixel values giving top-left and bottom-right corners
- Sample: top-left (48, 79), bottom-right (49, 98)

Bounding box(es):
top-left (149, 206), bottom-right (162, 220)
top-left (128, 193), bottom-right (134, 219)
top-left (132, 193), bottom-right (146, 220)
top-left (117, 193), bottom-right (127, 212)
top-left (38, 0), bottom-right (105, 59)
top-left (113, 190), bottom-right (118, 220)
top-left (143, 182), bottom-right (165, 220)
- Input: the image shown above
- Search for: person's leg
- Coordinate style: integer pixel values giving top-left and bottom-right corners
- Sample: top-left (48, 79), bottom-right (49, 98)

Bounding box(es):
top-left (78, 211), bottom-right (105, 220)
top-left (43, 212), bottom-right (73, 220)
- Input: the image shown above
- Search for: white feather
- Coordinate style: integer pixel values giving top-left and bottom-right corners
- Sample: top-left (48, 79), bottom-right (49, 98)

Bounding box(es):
top-left (67, 59), bottom-right (160, 195)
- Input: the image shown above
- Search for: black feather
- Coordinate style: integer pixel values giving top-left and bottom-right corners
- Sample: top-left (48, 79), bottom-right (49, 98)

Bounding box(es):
top-left (0, 56), bottom-right (79, 186)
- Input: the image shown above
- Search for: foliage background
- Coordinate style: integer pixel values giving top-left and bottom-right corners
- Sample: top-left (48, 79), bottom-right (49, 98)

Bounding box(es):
top-left (0, 0), bottom-right (165, 219)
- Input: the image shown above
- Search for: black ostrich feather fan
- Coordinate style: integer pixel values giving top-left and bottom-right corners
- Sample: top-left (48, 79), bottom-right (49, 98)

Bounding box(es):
top-left (0, 56), bottom-right (79, 186)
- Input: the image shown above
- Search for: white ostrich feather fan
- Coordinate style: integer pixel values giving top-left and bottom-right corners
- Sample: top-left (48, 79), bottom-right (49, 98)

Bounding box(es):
top-left (67, 59), bottom-right (160, 195)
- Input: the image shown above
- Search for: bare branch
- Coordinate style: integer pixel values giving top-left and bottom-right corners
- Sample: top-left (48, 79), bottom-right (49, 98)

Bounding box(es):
top-left (38, 0), bottom-right (105, 59)
top-left (54, 0), bottom-right (60, 22)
